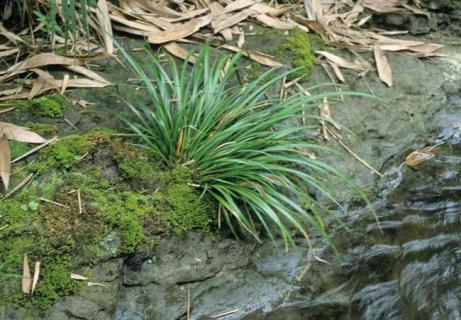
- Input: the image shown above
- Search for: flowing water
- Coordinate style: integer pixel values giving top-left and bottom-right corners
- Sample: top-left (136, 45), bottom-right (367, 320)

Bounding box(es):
top-left (255, 118), bottom-right (461, 320)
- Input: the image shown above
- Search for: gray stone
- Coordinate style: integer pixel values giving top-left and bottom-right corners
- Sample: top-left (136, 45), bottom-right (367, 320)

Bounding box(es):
top-left (408, 15), bottom-right (437, 35)
top-left (123, 233), bottom-right (252, 286)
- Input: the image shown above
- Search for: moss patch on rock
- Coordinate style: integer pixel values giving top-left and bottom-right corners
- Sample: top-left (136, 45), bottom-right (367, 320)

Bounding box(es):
top-left (273, 27), bottom-right (316, 79)
top-left (24, 122), bottom-right (59, 137)
top-left (16, 94), bottom-right (69, 118)
top-left (0, 129), bottom-right (214, 310)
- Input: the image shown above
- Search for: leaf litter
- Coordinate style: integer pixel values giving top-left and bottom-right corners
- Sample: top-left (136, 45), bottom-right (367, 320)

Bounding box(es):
top-left (0, 0), bottom-right (445, 100)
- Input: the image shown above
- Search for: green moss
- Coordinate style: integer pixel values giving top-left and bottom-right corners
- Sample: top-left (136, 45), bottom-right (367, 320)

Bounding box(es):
top-left (156, 181), bottom-right (213, 235)
top-left (273, 27), bottom-right (316, 79)
top-left (25, 122), bottom-right (59, 136)
top-left (10, 141), bottom-right (30, 159)
top-left (95, 190), bottom-right (156, 253)
top-left (114, 142), bottom-right (160, 182)
top-left (16, 94), bottom-right (69, 118)
top-left (245, 61), bottom-right (263, 82)
top-left (33, 129), bottom-right (115, 170)
top-left (0, 129), bottom-right (215, 310)
top-left (32, 260), bottom-right (84, 309)
top-left (45, 135), bottom-right (89, 169)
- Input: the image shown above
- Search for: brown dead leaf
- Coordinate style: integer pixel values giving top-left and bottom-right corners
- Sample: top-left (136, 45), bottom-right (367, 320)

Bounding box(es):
top-left (87, 282), bottom-right (105, 287)
top-left (237, 32), bottom-right (245, 48)
top-left (374, 46), bottom-right (393, 87)
top-left (255, 15), bottom-right (308, 31)
top-left (320, 97), bottom-right (331, 140)
top-left (22, 254), bottom-right (31, 294)
top-left (0, 107), bottom-right (15, 114)
top-left (249, 3), bottom-right (288, 17)
top-left (148, 15), bottom-right (212, 44)
top-left (220, 45), bottom-right (282, 67)
top-left (61, 74), bottom-right (70, 94)
top-left (2, 53), bottom-right (79, 75)
top-left (0, 132), bottom-right (10, 191)
top-left (168, 8), bottom-right (210, 23)
top-left (326, 61), bottom-right (345, 82)
top-left (304, 0), bottom-right (323, 20)
top-left (0, 48), bottom-right (19, 58)
top-left (97, 0), bottom-right (114, 55)
top-left (164, 43), bottom-right (197, 62)
top-left (0, 25), bottom-right (25, 44)
top-left (405, 147), bottom-right (438, 167)
top-left (213, 10), bottom-right (253, 33)
top-left (66, 65), bottom-right (110, 84)
top-left (0, 122), bottom-right (47, 144)
top-left (0, 87), bottom-right (22, 97)
top-left (31, 261), bottom-right (40, 293)
top-left (316, 51), bottom-right (366, 70)
top-left (71, 273), bottom-right (89, 281)
top-left (223, 0), bottom-right (255, 14)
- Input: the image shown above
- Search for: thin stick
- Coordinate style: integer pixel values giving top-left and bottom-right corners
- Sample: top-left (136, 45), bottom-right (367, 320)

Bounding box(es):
top-left (11, 160), bottom-right (35, 176)
top-left (77, 189), bottom-right (83, 214)
top-left (279, 76), bottom-right (286, 100)
top-left (0, 225), bottom-right (8, 231)
top-left (326, 127), bottom-right (383, 177)
top-left (12, 137), bottom-right (57, 164)
top-left (218, 205), bottom-right (221, 229)
top-left (1, 173), bottom-right (33, 200)
top-left (297, 263), bottom-right (311, 281)
top-left (211, 308), bottom-right (240, 318)
top-left (0, 107), bottom-right (15, 114)
top-left (64, 118), bottom-right (78, 130)
top-left (39, 197), bottom-right (69, 208)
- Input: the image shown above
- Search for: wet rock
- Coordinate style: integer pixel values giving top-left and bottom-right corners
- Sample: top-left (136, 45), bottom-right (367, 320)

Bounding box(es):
top-left (115, 283), bottom-right (187, 320)
top-left (421, 0), bottom-right (461, 11)
top-left (189, 269), bottom-right (296, 320)
top-left (46, 259), bottom-right (122, 320)
top-left (123, 233), bottom-right (252, 286)
top-left (408, 15), bottom-right (438, 35)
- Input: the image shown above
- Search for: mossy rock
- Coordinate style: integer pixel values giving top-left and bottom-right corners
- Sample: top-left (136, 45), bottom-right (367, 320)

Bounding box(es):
top-left (24, 122), bottom-right (59, 137)
top-left (244, 26), bottom-right (325, 81)
top-left (16, 94), bottom-right (70, 118)
top-left (0, 129), bottom-right (214, 310)
top-left (273, 27), bottom-right (317, 79)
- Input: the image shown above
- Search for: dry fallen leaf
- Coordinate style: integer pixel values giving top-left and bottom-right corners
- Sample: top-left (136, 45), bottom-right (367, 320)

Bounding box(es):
top-left (0, 132), bottom-right (11, 191)
top-left (0, 122), bottom-right (47, 144)
top-left (87, 282), bottom-right (105, 287)
top-left (71, 273), bottom-right (89, 281)
top-left (22, 254), bottom-right (31, 294)
top-left (237, 31), bottom-right (245, 48)
top-left (97, 0), bottom-right (114, 55)
top-left (0, 122), bottom-right (46, 190)
top-left (213, 10), bottom-right (253, 34)
top-left (405, 147), bottom-right (438, 167)
top-left (31, 261), bottom-right (41, 293)
top-left (374, 46), bottom-right (393, 87)
top-left (148, 15), bottom-right (212, 44)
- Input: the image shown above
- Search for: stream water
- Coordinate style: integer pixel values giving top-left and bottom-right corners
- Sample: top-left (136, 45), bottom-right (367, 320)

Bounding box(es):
top-left (251, 118), bottom-right (461, 320)
top-left (355, 124), bottom-right (461, 320)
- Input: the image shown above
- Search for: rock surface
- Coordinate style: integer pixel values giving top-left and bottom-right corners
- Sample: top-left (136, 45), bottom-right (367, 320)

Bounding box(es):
top-left (2, 9), bottom-right (461, 320)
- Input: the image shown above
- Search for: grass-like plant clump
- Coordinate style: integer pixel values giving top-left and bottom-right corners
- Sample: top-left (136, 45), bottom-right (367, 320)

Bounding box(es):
top-left (6, 0), bottom-right (96, 50)
top-left (122, 45), bottom-right (368, 248)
